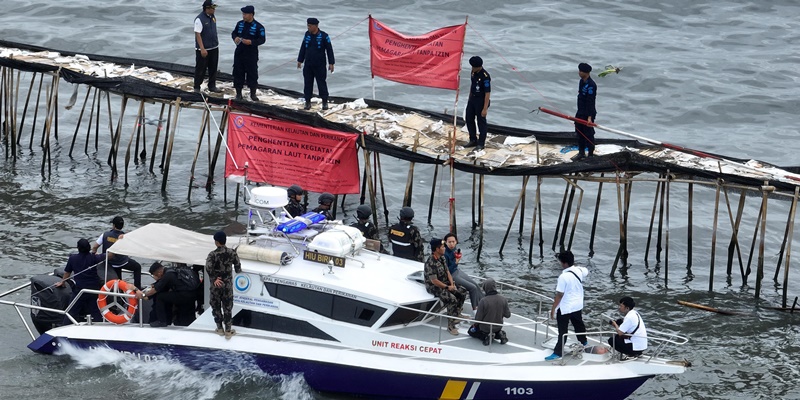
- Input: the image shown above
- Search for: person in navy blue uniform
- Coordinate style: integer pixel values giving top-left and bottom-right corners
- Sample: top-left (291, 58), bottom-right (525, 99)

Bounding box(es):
top-left (193, 0), bottom-right (221, 93)
top-left (91, 216), bottom-right (142, 289)
top-left (297, 17), bottom-right (335, 111)
top-left (56, 238), bottom-right (105, 324)
top-left (231, 5), bottom-right (266, 101)
top-left (575, 62), bottom-right (597, 159)
top-left (465, 56), bottom-right (491, 151)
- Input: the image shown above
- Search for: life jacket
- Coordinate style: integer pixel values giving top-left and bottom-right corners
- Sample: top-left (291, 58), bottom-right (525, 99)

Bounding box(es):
top-left (102, 229), bottom-right (129, 266)
top-left (389, 222), bottom-right (414, 260)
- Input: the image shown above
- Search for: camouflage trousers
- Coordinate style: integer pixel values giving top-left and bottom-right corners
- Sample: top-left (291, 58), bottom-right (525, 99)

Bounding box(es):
top-left (434, 286), bottom-right (467, 329)
top-left (209, 286), bottom-right (234, 330)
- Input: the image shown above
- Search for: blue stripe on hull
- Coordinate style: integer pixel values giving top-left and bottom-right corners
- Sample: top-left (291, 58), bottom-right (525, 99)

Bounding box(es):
top-left (32, 337), bottom-right (650, 399)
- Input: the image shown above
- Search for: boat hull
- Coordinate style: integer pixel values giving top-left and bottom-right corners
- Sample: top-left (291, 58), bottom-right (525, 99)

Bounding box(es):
top-left (31, 334), bottom-right (651, 400)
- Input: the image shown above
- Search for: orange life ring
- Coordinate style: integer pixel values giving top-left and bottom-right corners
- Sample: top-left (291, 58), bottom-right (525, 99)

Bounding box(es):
top-left (97, 279), bottom-right (139, 324)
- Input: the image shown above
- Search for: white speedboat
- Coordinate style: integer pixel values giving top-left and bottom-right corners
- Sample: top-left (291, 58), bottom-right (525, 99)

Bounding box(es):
top-left (10, 187), bottom-right (689, 400)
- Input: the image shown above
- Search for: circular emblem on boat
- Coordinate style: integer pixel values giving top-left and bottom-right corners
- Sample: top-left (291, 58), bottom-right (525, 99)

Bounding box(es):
top-left (234, 115), bottom-right (246, 129)
top-left (234, 274), bottom-right (250, 292)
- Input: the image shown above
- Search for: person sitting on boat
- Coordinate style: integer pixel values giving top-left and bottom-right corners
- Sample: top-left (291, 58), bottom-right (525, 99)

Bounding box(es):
top-left (468, 278), bottom-right (510, 346)
top-left (91, 216), bottom-right (142, 289)
top-left (206, 231), bottom-right (242, 339)
top-left (608, 296), bottom-right (647, 359)
top-left (389, 207), bottom-right (425, 262)
top-left (350, 204), bottom-right (387, 253)
top-left (55, 238), bottom-right (105, 324)
top-left (424, 238), bottom-right (467, 336)
top-left (443, 233), bottom-right (482, 316)
top-left (139, 262), bottom-right (198, 327)
top-left (312, 192), bottom-right (335, 220)
top-left (286, 184), bottom-right (306, 218)
top-left (546, 250), bottom-right (589, 361)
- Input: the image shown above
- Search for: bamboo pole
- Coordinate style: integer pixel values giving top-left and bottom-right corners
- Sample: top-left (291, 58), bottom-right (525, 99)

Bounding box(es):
top-left (85, 87), bottom-right (99, 154)
top-left (725, 188), bottom-right (746, 278)
top-left (1, 68), bottom-right (7, 158)
top-left (161, 97), bottom-right (181, 192)
top-left (589, 173), bottom-right (604, 257)
top-left (69, 87), bottom-right (92, 157)
top-left (108, 95), bottom-right (129, 175)
top-left (123, 100), bottom-right (145, 187)
top-left (665, 171), bottom-right (670, 280)
top-left (39, 73), bottom-right (56, 148)
top-left (427, 156), bottom-right (440, 224)
top-left (159, 103), bottom-right (172, 169)
top-left (656, 174), bottom-right (666, 263)
top-left (402, 132), bottom-right (420, 207)
top-left (471, 160), bottom-right (477, 228)
top-left (774, 189), bottom-right (796, 281)
top-left (519, 176), bottom-right (527, 236)
top-left (755, 184), bottom-right (773, 298)
top-left (12, 70), bottom-right (20, 156)
top-left (782, 187), bottom-right (799, 308)
top-left (528, 176), bottom-right (542, 262)
top-left (552, 180), bottom-right (571, 252)
top-left (41, 73), bottom-right (58, 179)
top-left (744, 202), bottom-right (763, 284)
top-left (188, 108), bottom-right (210, 197)
top-left (360, 133), bottom-right (379, 229)
top-left (646, 178), bottom-right (660, 265)
top-left (207, 110), bottom-right (228, 191)
top-left (16, 72), bottom-right (36, 145)
top-left (376, 153), bottom-right (390, 227)
top-left (477, 173), bottom-right (485, 259)
top-left (687, 182), bottom-right (693, 269)
top-left (93, 87), bottom-right (101, 152)
top-left (611, 172), bottom-right (625, 275)
top-left (500, 175), bottom-right (529, 254)
top-left (150, 102), bottom-right (166, 173)
top-left (28, 72), bottom-right (43, 151)
top-left (558, 179), bottom-right (577, 253)
top-left (709, 179), bottom-right (721, 292)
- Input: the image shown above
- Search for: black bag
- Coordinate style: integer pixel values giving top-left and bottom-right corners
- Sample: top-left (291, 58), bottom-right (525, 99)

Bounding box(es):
top-left (171, 265), bottom-right (200, 292)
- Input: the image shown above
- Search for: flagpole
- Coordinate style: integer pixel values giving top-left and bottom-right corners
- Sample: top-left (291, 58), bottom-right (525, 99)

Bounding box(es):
top-left (450, 16), bottom-right (468, 234)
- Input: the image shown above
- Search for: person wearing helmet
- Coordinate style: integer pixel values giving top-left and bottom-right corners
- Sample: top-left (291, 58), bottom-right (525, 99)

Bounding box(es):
top-left (286, 184), bottom-right (306, 217)
top-left (312, 192), bottom-right (335, 220)
top-left (350, 204), bottom-right (379, 240)
top-left (389, 206), bottom-right (425, 262)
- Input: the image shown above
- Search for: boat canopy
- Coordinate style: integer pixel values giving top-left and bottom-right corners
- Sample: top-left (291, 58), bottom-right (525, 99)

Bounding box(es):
top-left (107, 223), bottom-right (216, 266)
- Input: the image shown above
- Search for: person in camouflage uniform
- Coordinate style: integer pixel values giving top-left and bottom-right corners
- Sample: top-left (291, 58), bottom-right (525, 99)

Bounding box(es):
top-left (389, 206), bottom-right (425, 262)
top-left (424, 238), bottom-right (467, 335)
top-left (206, 231), bottom-right (242, 339)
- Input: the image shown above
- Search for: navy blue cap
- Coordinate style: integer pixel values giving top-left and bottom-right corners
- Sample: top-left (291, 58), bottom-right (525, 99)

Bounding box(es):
top-left (307, 17), bottom-right (319, 25)
top-left (578, 63), bottom-right (592, 73)
top-left (241, 5), bottom-right (255, 14)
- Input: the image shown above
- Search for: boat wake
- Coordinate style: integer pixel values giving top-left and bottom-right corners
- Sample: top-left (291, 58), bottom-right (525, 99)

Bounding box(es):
top-left (54, 342), bottom-right (314, 400)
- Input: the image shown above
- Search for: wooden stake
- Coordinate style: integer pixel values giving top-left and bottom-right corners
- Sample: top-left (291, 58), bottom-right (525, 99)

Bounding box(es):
top-left (28, 72), bottom-right (43, 151)
top-left (528, 176), bottom-right (542, 262)
top-left (188, 108), bottom-right (210, 197)
top-left (477, 173), bottom-right (485, 259)
top-left (665, 171), bottom-right (670, 280)
top-left (725, 188), bottom-right (746, 278)
top-left (376, 153), bottom-right (390, 227)
top-left (782, 187), bottom-right (799, 308)
top-left (162, 97), bottom-right (181, 192)
top-left (427, 156), bottom-right (440, 224)
top-left (500, 175), bottom-right (529, 254)
top-left (519, 176), bottom-right (527, 236)
top-left (611, 172), bottom-right (625, 275)
top-left (85, 88), bottom-right (99, 154)
top-left (709, 179), bottom-right (721, 292)
top-left (589, 173), bottom-right (604, 257)
top-left (755, 183), bottom-right (773, 298)
top-left (108, 95), bottom-right (129, 176)
top-left (150, 102), bottom-right (166, 173)
top-left (402, 132), bottom-right (420, 207)
top-left (207, 110), bottom-right (228, 191)
top-left (17, 72), bottom-right (36, 145)
top-left (558, 179), bottom-right (577, 253)
top-left (687, 182), bottom-right (693, 269)
top-left (774, 188), bottom-right (797, 281)
top-left (69, 87), bottom-right (92, 157)
top-left (552, 180), bottom-right (571, 252)
top-left (656, 174), bottom-right (666, 263)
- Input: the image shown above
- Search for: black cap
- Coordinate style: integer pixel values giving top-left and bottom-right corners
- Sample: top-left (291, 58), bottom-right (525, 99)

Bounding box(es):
top-left (430, 238), bottom-right (443, 251)
top-left (307, 17), bottom-right (319, 25)
top-left (202, 0), bottom-right (217, 9)
top-left (241, 5), bottom-right (255, 14)
top-left (77, 238), bottom-right (91, 253)
top-left (469, 56), bottom-right (483, 67)
top-left (213, 231), bottom-right (227, 245)
top-left (578, 63), bottom-right (592, 73)
top-left (111, 216), bottom-right (124, 229)
top-left (149, 262), bottom-right (164, 275)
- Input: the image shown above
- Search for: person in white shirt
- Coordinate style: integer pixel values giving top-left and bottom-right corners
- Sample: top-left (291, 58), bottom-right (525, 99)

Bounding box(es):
top-left (546, 250), bottom-right (589, 361)
top-left (609, 296), bottom-right (648, 358)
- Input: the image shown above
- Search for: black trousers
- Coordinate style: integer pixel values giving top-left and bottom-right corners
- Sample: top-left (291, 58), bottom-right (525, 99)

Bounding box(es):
top-left (465, 99), bottom-right (489, 146)
top-left (194, 47), bottom-right (219, 89)
top-left (553, 309), bottom-right (587, 356)
top-left (303, 63), bottom-right (329, 102)
top-left (112, 258), bottom-right (142, 289)
top-left (63, 289), bottom-right (102, 324)
top-left (608, 335), bottom-right (643, 356)
top-left (153, 290), bottom-right (196, 326)
top-left (575, 116), bottom-right (595, 155)
top-left (233, 52), bottom-right (258, 89)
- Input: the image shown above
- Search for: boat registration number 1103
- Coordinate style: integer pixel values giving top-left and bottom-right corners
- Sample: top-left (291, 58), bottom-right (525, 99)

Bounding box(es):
top-left (303, 250), bottom-right (346, 267)
top-left (504, 387), bottom-right (534, 396)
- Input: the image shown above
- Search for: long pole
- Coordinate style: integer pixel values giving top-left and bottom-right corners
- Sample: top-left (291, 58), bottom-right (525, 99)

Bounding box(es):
top-left (782, 187), bottom-right (799, 308)
top-left (589, 174), bottom-right (604, 257)
top-left (709, 179), bottom-right (721, 292)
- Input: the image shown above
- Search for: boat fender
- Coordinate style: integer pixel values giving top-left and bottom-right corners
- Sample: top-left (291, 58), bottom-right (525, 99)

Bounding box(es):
top-left (97, 279), bottom-right (138, 324)
top-left (237, 244), bottom-right (289, 265)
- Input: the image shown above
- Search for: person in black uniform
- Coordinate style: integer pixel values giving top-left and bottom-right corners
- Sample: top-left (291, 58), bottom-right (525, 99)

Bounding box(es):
top-left (575, 62), bottom-right (597, 159)
top-left (389, 207), bottom-right (425, 262)
top-left (140, 262), bottom-right (197, 327)
top-left (231, 5), bottom-right (266, 102)
top-left (285, 184), bottom-right (306, 217)
top-left (465, 56), bottom-right (491, 151)
top-left (297, 17), bottom-right (335, 111)
top-left (56, 239), bottom-right (105, 324)
top-left (312, 192), bottom-right (335, 220)
top-left (193, 0), bottom-right (221, 93)
top-left (351, 204), bottom-right (379, 240)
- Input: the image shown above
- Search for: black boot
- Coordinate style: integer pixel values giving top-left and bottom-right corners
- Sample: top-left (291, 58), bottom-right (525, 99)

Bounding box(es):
top-left (208, 82), bottom-right (221, 93)
top-left (465, 140), bottom-right (477, 148)
top-left (304, 101), bottom-right (312, 110)
top-left (235, 88), bottom-right (243, 101)
top-left (249, 88), bottom-right (259, 102)
top-left (322, 99), bottom-right (328, 110)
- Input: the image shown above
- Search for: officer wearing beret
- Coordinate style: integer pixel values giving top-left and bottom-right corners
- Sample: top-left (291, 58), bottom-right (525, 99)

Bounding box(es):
top-left (575, 62), bottom-right (597, 159)
top-left (297, 17), bottom-right (335, 111)
top-left (231, 5), bottom-right (266, 101)
top-left (423, 238), bottom-right (467, 336)
top-left (465, 56), bottom-right (491, 152)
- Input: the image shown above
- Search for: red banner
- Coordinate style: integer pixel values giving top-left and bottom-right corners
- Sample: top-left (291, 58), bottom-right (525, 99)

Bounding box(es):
top-left (369, 17), bottom-right (466, 90)
top-left (225, 113), bottom-right (360, 194)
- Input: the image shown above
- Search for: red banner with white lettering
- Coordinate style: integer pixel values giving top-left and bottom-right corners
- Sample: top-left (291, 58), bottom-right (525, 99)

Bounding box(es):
top-left (369, 17), bottom-right (466, 90)
top-left (225, 113), bottom-right (360, 194)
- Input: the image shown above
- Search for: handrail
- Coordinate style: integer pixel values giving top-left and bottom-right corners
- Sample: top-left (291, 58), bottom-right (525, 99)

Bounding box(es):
top-left (554, 328), bottom-right (689, 366)
top-left (0, 281), bottom-right (34, 299)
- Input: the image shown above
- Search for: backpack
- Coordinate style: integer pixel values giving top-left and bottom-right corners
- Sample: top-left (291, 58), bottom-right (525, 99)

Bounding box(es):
top-left (171, 265), bottom-right (200, 292)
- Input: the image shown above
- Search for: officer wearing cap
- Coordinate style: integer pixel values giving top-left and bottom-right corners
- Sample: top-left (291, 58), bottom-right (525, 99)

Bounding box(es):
top-left (297, 17), bottom-right (335, 111)
top-left (465, 56), bottom-right (491, 151)
top-left (388, 206), bottom-right (425, 262)
top-left (350, 204), bottom-right (379, 241)
top-left (312, 192), bottom-right (335, 220)
top-left (231, 5), bottom-right (266, 101)
top-left (575, 62), bottom-right (597, 159)
top-left (423, 238), bottom-right (467, 336)
top-left (91, 216), bottom-right (142, 289)
top-left (285, 184), bottom-right (306, 217)
top-left (193, 0), bottom-right (221, 93)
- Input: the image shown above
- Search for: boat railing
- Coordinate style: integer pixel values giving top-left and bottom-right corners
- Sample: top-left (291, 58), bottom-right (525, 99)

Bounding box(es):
top-left (0, 286), bottom-right (143, 341)
top-left (555, 326), bottom-right (690, 365)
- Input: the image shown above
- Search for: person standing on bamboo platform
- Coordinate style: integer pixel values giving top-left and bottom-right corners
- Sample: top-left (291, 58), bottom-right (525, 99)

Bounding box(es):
top-left (231, 5), bottom-right (266, 102)
top-left (193, 0), bottom-right (221, 93)
top-left (206, 231), bottom-right (242, 339)
top-left (575, 62), bottom-right (597, 159)
top-left (464, 56), bottom-right (491, 152)
top-left (297, 17), bottom-right (335, 111)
